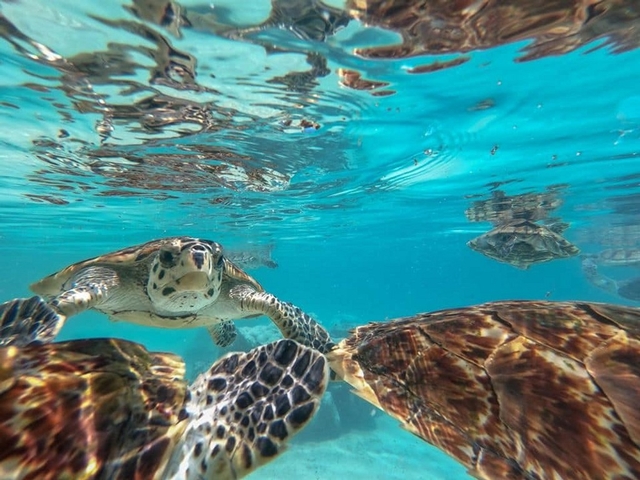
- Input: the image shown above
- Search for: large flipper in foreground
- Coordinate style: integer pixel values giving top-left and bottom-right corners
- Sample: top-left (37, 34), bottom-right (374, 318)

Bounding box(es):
top-left (0, 296), bottom-right (66, 347)
top-left (166, 338), bottom-right (329, 479)
top-left (0, 332), bottom-right (328, 479)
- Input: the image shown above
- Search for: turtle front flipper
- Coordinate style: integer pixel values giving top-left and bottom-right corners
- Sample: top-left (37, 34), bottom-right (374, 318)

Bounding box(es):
top-left (47, 266), bottom-right (119, 317)
top-left (231, 286), bottom-right (334, 353)
top-left (207, 320), bottom-right (238, 347)
top-left (166, 338), bottom-right (329, 479)
top-left (0, 296), bottom-right (66, 347)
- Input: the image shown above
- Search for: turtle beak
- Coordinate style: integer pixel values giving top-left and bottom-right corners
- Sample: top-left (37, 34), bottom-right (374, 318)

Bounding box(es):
top-left (191, 244), bottom-right (207, 270)
top-left (192, 252), bottom-right (205, 269)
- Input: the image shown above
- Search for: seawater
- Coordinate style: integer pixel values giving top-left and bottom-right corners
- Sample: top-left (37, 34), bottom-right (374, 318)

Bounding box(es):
top-left (1, 1), bottom-right (640, 479)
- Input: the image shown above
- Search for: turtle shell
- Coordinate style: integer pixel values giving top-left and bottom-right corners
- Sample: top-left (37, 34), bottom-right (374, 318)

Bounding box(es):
top-left (467, 219), bottom-right (580, 269)
top-left (0, 338), bottom-right (187, 478)
top-left (328, 300), bottom-right (640, 479)
top-left (31, 236), bottom-right (262, 297)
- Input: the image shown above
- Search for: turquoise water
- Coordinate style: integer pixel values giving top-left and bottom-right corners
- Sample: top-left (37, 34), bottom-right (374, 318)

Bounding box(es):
top-left (1, 1), bottom-right (640, 478)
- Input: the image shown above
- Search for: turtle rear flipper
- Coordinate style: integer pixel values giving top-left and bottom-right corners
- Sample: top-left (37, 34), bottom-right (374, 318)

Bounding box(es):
top-left (0, 296), bottom-right (66, 347)
top-left (207, 320), bottom-right (238, 347)
top-left (232, 286), bottom-right (335, 353)
top-left (167, 338), bottom-right (329, 479)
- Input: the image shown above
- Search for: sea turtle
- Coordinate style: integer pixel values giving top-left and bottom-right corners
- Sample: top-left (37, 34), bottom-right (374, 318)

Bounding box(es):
top-left (22, 236), bottom-right (333, 352)
top-left (582, 256), bottom-right (640, 302)
top-left (0, 296), bottom-right (329, 479)
top-left (467, 219), bottom-right (580, 269)
top-left (328, 300), bottom-right (640, 479)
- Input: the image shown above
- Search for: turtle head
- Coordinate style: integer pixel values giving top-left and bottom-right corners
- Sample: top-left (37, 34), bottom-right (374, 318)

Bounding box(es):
top-left (147, 238), bottom-right (225, 313)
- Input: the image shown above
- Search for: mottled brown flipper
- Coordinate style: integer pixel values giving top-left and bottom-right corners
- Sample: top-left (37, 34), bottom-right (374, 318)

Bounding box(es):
top-left (231, 285), bottom-right (334, 353)
top-left (0, 296), bottom-right (67, 347)
top-left (165, 338), bottom-right (329, 479)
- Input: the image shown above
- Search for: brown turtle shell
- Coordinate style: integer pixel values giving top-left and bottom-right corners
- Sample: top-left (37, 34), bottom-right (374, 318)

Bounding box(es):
top-left (0, 338), bottom-right (186, 479)
top-left (329, 300), bottom-right (640, 479)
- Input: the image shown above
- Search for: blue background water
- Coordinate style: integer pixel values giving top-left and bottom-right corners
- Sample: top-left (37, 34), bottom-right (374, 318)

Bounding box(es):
top-left (1, 1), bottom-right (640, 478)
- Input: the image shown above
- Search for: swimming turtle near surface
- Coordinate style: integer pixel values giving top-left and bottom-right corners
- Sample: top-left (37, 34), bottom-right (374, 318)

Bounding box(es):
top-left (328, 300), bottom-right (640, 479)
top-left (467, 219), bottom-right (580, 269)
top-left (0, 296), bottom-right (328, 479)
top-left (19, 236), bottom-right (332, 352)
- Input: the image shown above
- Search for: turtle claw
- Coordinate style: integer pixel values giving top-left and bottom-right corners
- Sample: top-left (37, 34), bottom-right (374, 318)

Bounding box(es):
top-left (0, 296), bottom-right (66, 347)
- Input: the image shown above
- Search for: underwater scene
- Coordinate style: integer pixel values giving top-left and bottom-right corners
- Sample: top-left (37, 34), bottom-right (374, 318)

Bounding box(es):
top-left (1, 0), bottom-right (640, 478)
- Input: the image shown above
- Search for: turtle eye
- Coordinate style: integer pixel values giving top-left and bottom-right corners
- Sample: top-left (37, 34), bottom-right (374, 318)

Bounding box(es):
top-left (159, 250), bottom-right (174, 266)
top-left (216, 255), bottom-right (224, 267)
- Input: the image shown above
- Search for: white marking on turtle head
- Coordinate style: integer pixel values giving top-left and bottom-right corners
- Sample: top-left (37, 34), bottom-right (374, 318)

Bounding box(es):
top-left (147, 238), bottom-right (224, 313)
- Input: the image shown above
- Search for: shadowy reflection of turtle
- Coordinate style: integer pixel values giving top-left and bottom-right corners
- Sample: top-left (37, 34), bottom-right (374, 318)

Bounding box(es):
top-left (465, 189), bottom-right (563, 225)
top-left (345, 0), bottom-right (640, 62)
top-left (465, 190), bottom-right (579, 269)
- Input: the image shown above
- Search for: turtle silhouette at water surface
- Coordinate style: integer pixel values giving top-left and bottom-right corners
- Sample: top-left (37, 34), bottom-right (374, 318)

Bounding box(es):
top-left (0, 296), bottom-right (328, 479)
top-left (465, 190), bottom-right (579, 268)
top-left (19, 236), bottom-right (333, 352)
top-left (328, 300), bottom-right (640, 479)
top-left (467, 218), bottom-right (580, 269)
